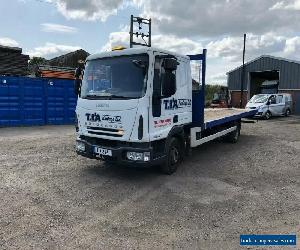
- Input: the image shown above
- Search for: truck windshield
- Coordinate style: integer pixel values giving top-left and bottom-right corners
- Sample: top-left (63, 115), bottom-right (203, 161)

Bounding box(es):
top-left (249, 94), bottom-right (269, 103)
top-left (81, 54), bottom-right (149, 99)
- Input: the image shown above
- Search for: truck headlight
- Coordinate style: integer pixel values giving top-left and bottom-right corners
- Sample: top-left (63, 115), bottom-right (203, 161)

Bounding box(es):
top-left (76, 141), bottom-right (86, 152)
top-left (126, 152), bottom-right (151, 162)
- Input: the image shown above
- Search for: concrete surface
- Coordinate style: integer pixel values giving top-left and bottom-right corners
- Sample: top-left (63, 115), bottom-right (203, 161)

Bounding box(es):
top-left (0, 117), bottom-right (299, 249)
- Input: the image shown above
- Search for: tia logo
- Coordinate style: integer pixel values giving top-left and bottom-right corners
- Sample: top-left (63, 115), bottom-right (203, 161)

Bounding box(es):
top-left (85, 113), bottom-right (121, 123)
top-left (102, 115), bottom-right (121, 123)
top-left (163, 98), bottom-right (191, 110)
top-left (163, 98), bottom-right (178, 110)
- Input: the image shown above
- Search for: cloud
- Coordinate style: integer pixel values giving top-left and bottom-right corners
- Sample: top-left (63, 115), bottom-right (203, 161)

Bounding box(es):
top-left (101, 31), bottom-right (202, 55)
top-left (101, 30), bottom-right (291, 63)
top-left (207, 33), bottom-right (286, 62)
top-left (134, 0), bottom-right (300, 37)
top-left (67, 0), bottom-right (300, 84)
top-left (101, 31), bottom-right (129, 51)
top-left (100, 30), bottom-right (300, 84)
top-left (41, 23), bottom-right (78, 33)
top-left (283, 37), bottom-right (300, 56)
top-left (51, 0), bottom-right (123, 21)
top-left (0, 37), bottom-right (19, 47)
top-left (210, 72), bottom-right (228, 83)
top-left (270, 0), bottom-right (300, 10)
top-left (26, 42), bottom-right (81, 59)
top-left (44, 1), bottom-right (300, 38)
top-left (153, 35), bottom-right (202, 55)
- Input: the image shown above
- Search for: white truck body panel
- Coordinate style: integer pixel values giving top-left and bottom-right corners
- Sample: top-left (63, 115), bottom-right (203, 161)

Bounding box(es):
top-left (76, 47), bottom-right (192, 143)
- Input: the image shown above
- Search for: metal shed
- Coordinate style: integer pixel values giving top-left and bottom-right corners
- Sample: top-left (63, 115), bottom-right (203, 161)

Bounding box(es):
top-left (227, 55), bottom-right (300, 114)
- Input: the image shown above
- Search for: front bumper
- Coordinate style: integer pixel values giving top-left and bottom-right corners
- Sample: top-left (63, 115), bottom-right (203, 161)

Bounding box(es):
top-left (246, 108), bottom-right (264, 118)
top-left (76, 137), bottom-right (166, 167)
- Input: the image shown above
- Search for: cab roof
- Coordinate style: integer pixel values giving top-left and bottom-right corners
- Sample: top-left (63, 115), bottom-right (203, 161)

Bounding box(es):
top-left (86, 47), bottom-right (190, 61)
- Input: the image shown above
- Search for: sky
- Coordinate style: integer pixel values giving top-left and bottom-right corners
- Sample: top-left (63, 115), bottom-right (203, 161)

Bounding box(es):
top-left (1, 0), bottom-right (300, 85)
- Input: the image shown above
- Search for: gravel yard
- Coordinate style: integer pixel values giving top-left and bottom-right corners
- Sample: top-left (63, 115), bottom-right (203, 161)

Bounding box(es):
top-left (0, 117), bottom-right (299, 249)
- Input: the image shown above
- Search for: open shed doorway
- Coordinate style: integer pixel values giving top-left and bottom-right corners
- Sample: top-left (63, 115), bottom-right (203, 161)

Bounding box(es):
top-left (249, 70), bottom-right (279, 97)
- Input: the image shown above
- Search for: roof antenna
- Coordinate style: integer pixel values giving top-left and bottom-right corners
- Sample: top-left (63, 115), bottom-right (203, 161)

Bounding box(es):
top-left (129, 15), bottom-right (151, 48)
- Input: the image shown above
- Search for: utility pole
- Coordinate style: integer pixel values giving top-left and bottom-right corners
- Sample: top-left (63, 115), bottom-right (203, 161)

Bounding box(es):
top-left (240, 33), bottom-right (246, 108)
top-left (129, 15), bottom-right (152, 48)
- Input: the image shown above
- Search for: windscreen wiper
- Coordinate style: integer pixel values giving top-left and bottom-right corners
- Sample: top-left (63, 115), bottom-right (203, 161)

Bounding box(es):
top-left (84, 94), bottom-right (136, 100)
top-left (108, 95), bottom-right (135, 99)
top-left (84, 94), bottom-right (111, 100)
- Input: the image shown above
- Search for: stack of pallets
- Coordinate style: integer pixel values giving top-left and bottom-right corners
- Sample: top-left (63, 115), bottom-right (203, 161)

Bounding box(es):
top-left (48, 49), bottom-right (89, 68)
top-left (0, 45), bottom-right (29, 76)
top-left (38, 65), bottom-right (75, 79)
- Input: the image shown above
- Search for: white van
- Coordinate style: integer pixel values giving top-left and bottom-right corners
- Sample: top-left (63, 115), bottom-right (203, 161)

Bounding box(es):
top-left (246, 93), bottom-right (292, 119)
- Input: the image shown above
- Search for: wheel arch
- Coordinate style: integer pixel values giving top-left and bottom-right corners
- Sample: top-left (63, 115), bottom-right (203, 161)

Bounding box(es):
top-left (164, 125), bottom-right (185, 153)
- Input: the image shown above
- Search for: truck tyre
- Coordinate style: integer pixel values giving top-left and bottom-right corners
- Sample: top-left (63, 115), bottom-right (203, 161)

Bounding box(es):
top-left (285, 108), bottom-right (291, 117)
top-left (223, 123), bottom-right (241, 143)
top-left (161, 137), bottom-right (182, 175)
top-left (265, 111), bottom-right (272, 120)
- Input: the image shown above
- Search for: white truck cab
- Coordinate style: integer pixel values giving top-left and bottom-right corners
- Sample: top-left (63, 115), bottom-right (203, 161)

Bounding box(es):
top-left (75, 47), bottom-right (256, 174)
top-left (246, 93), bottom-right (292, 119)
top-left (75, 47), bottom-right (192, 172)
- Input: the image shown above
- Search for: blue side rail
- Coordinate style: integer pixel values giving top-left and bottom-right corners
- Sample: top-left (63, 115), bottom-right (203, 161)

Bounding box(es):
top-left (188, 49), bottom-right (207, 129)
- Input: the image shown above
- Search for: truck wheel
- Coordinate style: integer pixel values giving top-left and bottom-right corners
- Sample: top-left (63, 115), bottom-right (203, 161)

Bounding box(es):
top-left (161, 137), bottom-right (182, 175)
top-left (265, 111), bottom-right (272, 120)
top-left (223, 124), bottom-right (241, 143)
top-left (285, 108), bottom-right (291, 117)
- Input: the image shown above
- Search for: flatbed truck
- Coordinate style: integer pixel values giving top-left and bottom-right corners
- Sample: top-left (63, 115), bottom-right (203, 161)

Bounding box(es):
top-left (75, 47), bottom-right (257, 174)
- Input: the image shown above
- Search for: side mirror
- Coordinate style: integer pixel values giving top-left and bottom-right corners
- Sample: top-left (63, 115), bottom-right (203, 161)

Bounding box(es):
top-left (163, 58), bottom-right (178, 71)
top-left (162, 72), bottom-right (176, 97)
top-left (74, 78), bottom-right (81, 96)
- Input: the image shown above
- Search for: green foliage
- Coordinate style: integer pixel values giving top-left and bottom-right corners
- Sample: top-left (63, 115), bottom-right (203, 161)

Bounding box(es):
top-left (28, 57), bottom-right (47, 66)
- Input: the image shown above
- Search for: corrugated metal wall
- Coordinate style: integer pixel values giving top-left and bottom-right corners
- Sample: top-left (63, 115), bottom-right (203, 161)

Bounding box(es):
top-left (227, 56), bottom-right (300, 90)
top-left (0, 76), bottom-right (76, 127)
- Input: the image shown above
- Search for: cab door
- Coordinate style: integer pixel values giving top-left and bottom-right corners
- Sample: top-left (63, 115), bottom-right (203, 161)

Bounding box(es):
top-left (268, 95), bottom-right (285, 115)
top-left (149, 53), bottom-right (192, 141)
top-left (150, 54), bottom-right (176, 141)
top-left (273, 95), bottom-right (285, 115)
top-left (277, 95), bottom-right (285, 115)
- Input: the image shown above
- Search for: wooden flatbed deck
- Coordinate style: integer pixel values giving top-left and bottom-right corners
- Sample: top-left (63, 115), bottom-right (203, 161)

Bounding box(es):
top-left (203, 108), bottom-right (256, 129)
top-left (204, 108), bottom-right (248, 122)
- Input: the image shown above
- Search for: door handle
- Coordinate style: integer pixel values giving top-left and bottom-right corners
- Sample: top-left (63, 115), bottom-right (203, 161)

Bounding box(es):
top-left (173, 115), bottom-right (178, 123)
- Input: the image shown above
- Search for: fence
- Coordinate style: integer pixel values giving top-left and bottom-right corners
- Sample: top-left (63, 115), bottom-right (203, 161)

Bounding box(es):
top-left (0, 76), bottom-right (76, 127)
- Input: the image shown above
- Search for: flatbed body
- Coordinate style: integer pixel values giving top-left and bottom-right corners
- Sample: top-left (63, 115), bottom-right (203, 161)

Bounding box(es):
top-left (203, 108), bottom-right (256, 129)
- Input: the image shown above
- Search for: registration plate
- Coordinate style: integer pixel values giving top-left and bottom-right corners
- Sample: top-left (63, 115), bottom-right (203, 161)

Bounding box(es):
top-left (94, 147), bottom-right (112, 156)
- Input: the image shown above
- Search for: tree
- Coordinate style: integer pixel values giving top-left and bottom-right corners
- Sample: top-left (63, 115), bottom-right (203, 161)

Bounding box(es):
top-left (28, 57), bottom-right (47, 67)
top-left (28, 57), bottom-right (48, 76)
